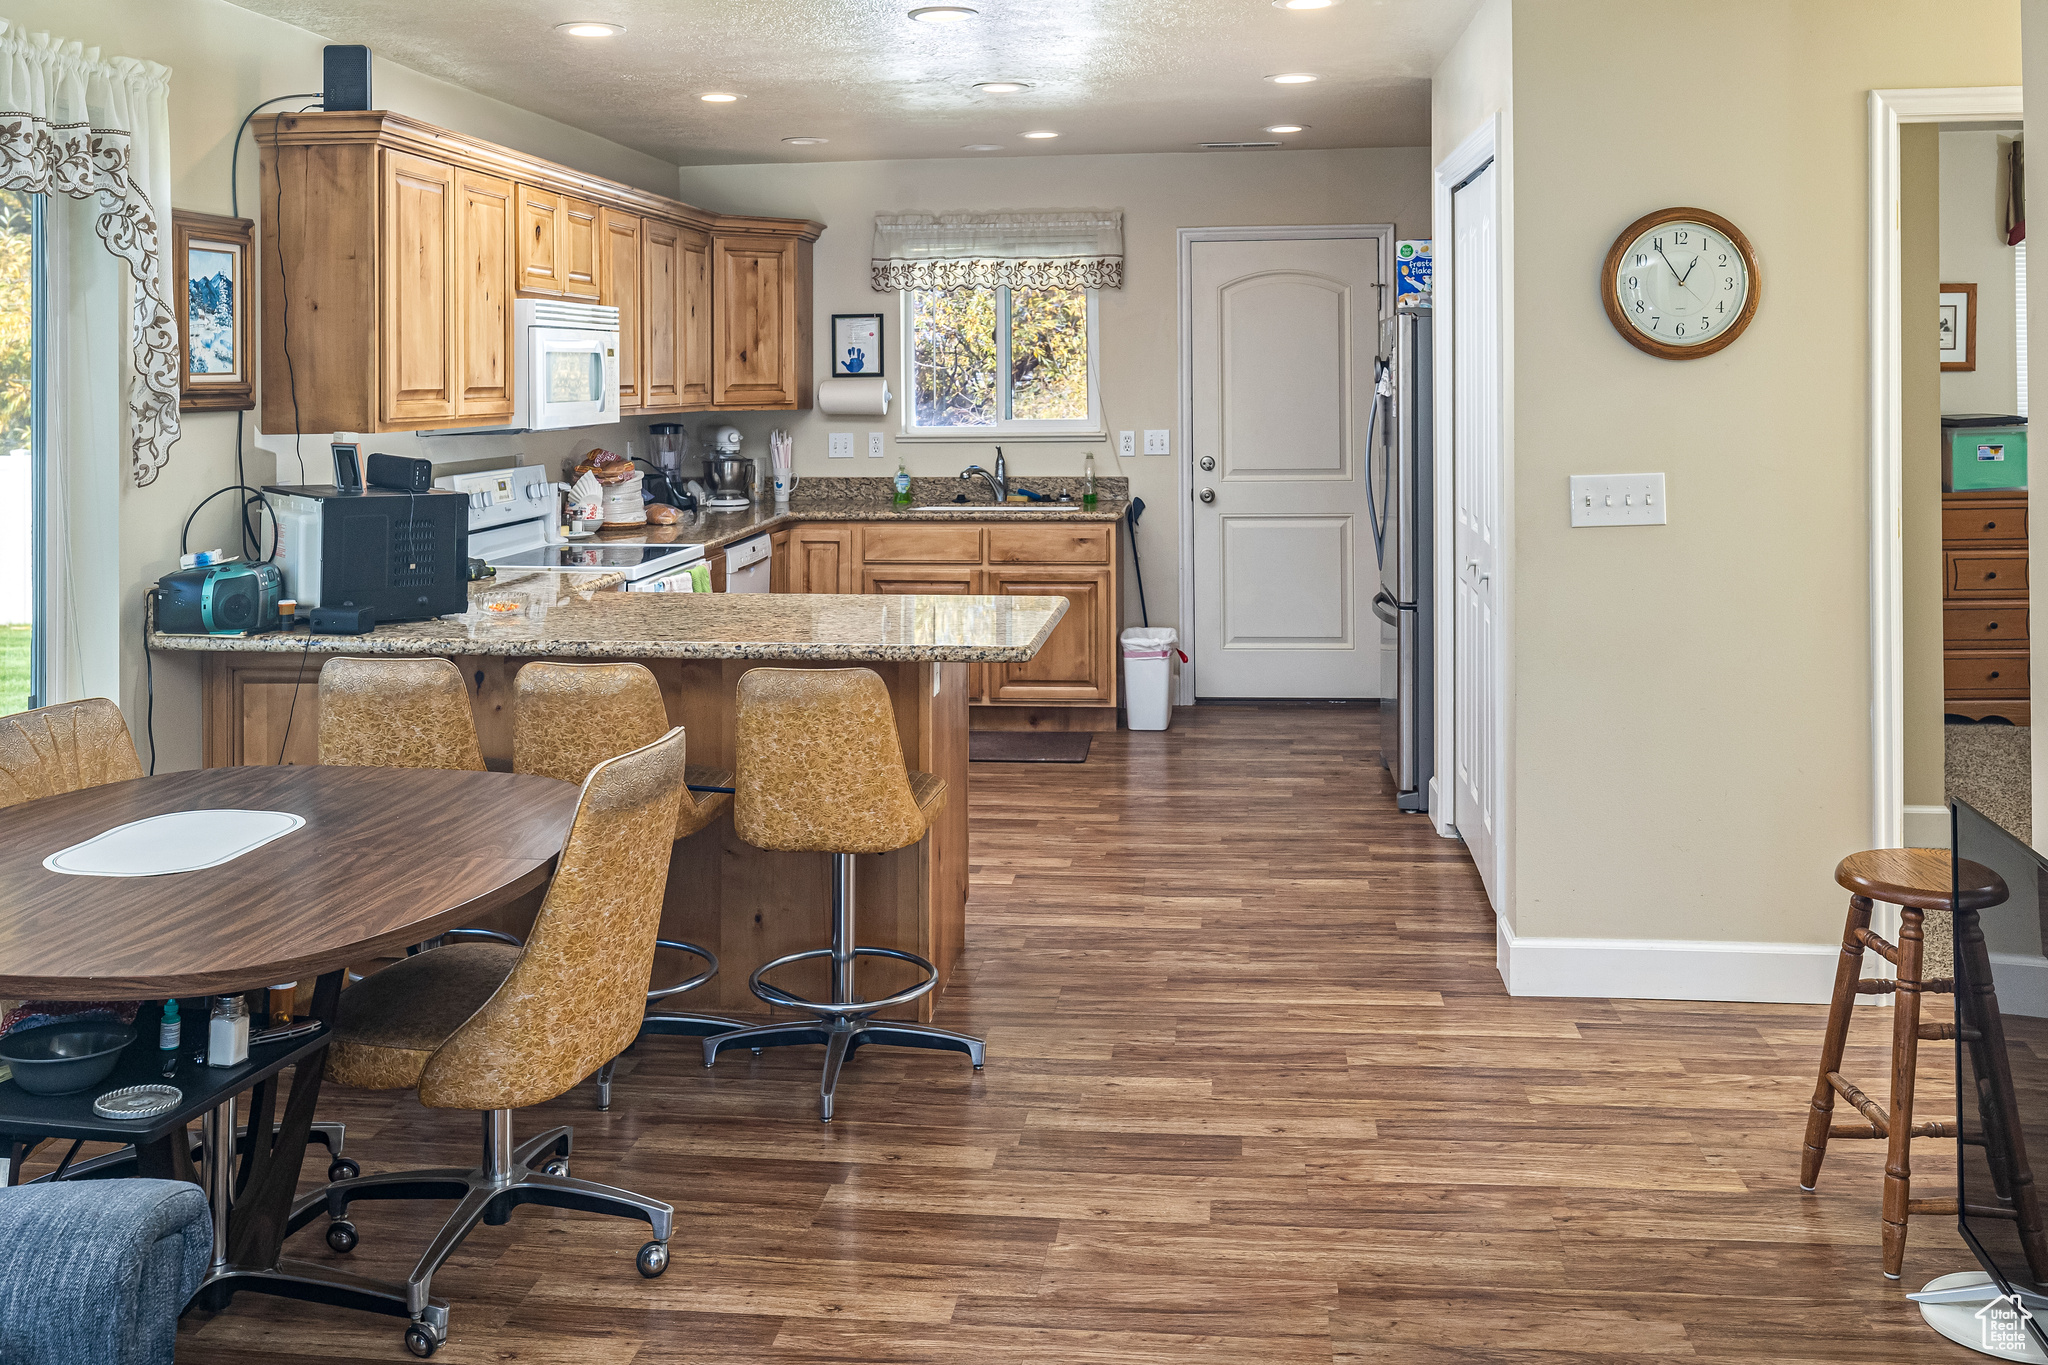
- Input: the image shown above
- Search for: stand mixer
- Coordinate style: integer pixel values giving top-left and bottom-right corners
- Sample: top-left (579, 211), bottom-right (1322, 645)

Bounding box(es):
top-left (705, 425), bottom-right (755, 510)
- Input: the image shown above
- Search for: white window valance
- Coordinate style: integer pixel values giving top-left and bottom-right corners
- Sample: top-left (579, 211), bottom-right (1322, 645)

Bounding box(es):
top-left (872, 211), bottom-right (1123, 292)
top-left (0, 22), bottom-right (177, 485)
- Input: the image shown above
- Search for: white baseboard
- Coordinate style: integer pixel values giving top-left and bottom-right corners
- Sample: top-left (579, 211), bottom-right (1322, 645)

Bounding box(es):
top-left (1494, 915), bottom-right (1842, 1003)
top-left (1904, 804), bottom-right (1950, 849)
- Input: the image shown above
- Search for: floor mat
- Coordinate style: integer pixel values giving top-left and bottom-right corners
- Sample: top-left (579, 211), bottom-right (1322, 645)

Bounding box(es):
top-left (1946, 722), bottom-right (2030, 845)
top-left (970, 731), bottom-right (1093, 763)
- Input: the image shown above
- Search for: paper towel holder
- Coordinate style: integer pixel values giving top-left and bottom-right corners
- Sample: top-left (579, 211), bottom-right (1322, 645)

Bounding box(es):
top-left (816, 376), bottom-right (894, 417)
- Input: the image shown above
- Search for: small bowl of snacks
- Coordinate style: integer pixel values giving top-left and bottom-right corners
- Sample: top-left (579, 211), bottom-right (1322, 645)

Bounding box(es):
top-left (476, 593), bottom-right (526, 621)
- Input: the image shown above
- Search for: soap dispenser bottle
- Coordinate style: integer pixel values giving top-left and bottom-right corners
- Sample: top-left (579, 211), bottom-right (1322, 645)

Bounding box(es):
top-left (1082, 452), bottom-right (1098, 507)
top-left (894, 455), bottom-right (912, 506)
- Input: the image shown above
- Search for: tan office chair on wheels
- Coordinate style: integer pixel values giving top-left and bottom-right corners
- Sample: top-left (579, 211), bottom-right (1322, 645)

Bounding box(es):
top-left (310, 728), bottom-right (690, 1359)
top-left (703, 667), bottom-right (982, 1121)
top-left (512, 661), bottom-right (744, 1107)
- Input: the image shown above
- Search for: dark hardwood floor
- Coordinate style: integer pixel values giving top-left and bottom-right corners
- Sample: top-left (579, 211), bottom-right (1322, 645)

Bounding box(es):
top-left (150, 704), bottom-right (1979, 1361)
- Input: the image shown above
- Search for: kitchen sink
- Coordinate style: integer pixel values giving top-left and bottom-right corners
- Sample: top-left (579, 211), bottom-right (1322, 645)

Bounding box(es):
top-left (907, 503), bottom-right (1080, 513)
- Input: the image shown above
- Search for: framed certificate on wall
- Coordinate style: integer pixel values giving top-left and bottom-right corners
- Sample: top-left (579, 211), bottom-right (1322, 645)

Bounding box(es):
top-left (832, 313), bottom-right (884, 378)
top-left (1940, 282), bottom-right (1977, 372)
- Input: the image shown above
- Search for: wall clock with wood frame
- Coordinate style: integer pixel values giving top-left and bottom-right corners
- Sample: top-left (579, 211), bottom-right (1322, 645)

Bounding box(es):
top-left (1601, 207), bottom-right (1759, 360)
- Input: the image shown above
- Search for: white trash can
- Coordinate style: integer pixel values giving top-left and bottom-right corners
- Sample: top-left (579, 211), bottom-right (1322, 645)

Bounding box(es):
top-left (1120, 627), bottom-right (1180, 731)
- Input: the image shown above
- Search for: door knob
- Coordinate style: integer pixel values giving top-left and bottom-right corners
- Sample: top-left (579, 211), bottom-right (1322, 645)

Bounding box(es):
top-left (1199, 456), bottom-right (1215, 471)
top-left (1199, 488), bottom-right (1216, 504)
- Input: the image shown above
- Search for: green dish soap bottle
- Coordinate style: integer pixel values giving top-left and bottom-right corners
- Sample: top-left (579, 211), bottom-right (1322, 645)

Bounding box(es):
top-left (893, 456), bottom-right (912, 506)
top-left (1082, 451), bottom-right (1098, 508)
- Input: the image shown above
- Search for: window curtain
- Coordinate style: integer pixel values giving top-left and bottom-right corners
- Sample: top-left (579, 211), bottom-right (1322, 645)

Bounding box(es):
top-left (2007, 137), bottom-right (2025, 247)
top-left (872, 211), bottom-right (1123, 291)
top-left (0, 22), bottom-right (175, 487)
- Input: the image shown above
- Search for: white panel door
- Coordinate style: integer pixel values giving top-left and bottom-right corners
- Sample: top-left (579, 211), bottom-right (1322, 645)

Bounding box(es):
top-left (1191, 237), bottom-right (1381, 697)
top-left (1451, 163), bottom-right (1502, 907)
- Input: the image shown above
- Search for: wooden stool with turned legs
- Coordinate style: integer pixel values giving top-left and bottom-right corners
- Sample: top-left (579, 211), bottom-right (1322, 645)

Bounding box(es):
top-left (1800, 847), bottom-right (2009, 1279)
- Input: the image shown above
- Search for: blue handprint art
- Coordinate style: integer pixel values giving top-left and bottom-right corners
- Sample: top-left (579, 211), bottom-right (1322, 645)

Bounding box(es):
top-left (843, 345), bottom-right (866, 373)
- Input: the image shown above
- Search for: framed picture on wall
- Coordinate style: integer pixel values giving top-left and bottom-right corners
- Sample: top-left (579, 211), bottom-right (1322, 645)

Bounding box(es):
top-left (173, 210), bottom-right (255, 412)
top-left (1940, 282), bottom-right (1978, 373)
top-left (831, 313), bottom-right (884, 378)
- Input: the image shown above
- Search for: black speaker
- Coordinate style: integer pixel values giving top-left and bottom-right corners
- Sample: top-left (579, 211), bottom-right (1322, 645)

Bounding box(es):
top-left (366, 451), bottom-right (432, 493)
top-left (322, 45), bottom-right (372, 113)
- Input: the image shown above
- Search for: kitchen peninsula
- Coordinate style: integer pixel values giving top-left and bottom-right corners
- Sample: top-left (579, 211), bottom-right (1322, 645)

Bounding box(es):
top-left (151, 586), bottom-right (1068, 1020)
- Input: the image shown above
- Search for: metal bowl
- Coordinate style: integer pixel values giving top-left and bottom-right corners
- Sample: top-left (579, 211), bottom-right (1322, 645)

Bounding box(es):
top-left (0, 1022), bottom-right (138, 1096)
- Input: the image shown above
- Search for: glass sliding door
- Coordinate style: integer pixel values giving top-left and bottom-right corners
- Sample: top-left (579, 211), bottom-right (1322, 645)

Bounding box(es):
top-left (0, 189), bottom-right (37, 716)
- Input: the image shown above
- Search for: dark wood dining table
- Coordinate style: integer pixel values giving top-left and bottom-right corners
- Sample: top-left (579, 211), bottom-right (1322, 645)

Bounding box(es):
top-left (0, 764), bottom-right (580, 1323)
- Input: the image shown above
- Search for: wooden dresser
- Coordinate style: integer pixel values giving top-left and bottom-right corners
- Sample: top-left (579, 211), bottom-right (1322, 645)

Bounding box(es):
top-left (1942, 489), bottom-right (2029, 725)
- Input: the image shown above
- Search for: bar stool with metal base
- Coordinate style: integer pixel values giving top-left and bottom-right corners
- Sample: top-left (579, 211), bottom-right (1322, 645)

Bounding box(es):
top-left (1800, 847), bottom-right (2008, 1279)
top-left (703, 667), bottom-right (983, 1121)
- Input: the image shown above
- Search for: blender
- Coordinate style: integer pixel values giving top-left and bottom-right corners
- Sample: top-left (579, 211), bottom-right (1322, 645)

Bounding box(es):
top-left (705, 426), bottom-right (755, 510)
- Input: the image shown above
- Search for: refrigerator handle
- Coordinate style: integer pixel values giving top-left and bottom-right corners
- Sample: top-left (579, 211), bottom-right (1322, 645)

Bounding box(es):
top-left (1371, 588), bottom-right (1401, 628)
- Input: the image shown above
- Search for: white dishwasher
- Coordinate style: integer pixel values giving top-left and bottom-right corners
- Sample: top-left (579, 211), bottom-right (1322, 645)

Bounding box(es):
top-left (723, 533), bottom-right (772, 593)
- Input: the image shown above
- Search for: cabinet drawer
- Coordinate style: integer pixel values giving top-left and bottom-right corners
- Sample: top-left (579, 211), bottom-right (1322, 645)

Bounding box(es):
top-left (1946, 550), bottom-right (2029, 598)
top-left (861, 523), bottom-right (984, 564)
top-left (1945, 651), bottom-right (2030, 699)
top-left (1945, 605), bottom-right (2030, 648)
top-left (1943, 503), bottom-right (2028, 545)
top-left (988, 523), bottom-right (1111, 564)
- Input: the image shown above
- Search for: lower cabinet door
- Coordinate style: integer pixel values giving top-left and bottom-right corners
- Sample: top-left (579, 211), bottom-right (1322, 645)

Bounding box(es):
top-left (982, 567), bottom-right (1114, 704)
top-left (789, 526), bottom-right (856, 593)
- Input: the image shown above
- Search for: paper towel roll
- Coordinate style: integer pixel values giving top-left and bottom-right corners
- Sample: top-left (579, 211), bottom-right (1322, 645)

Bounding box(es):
top-left (816, 376), bottom-right (893, 416)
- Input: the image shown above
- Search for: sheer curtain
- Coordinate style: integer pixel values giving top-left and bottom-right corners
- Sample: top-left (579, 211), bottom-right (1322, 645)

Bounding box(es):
top-left (0, 20), bottom-right (175, 488)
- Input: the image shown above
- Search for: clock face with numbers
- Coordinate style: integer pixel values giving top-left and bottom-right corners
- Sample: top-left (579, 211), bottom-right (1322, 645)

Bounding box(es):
top-left (1601, 207), bottom-right (1759, 359)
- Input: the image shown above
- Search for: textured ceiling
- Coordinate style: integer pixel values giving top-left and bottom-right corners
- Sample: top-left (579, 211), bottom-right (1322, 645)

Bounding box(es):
top-left (226, 0), bottom-right (1470, 165)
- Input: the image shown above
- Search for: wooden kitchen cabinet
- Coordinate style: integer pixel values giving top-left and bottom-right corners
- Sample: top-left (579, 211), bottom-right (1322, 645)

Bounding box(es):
top-left (257, 110), bottom-right (822, 433)
top-left (599, 208), bottom-right (641, 411)
top-left (714, 232), bottom-right (811, 409)
top-left (982, 566), bottom-right (1115, 704)
top-left (769, 530), bottom-right (790, 593)
top-left (787, 526), bottom-right (857, 594)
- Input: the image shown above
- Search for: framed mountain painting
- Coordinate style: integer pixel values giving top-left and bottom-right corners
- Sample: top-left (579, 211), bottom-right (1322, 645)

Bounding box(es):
top-left (174, 210), bottom-right (254, 412)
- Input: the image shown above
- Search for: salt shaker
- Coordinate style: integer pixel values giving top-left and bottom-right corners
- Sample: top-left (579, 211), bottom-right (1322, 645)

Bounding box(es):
top-left (207, 995), bottom-right (250, 1067)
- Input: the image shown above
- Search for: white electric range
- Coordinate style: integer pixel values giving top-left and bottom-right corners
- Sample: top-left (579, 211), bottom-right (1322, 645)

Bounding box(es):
top-left (435, 465), bottom-right (707, 591)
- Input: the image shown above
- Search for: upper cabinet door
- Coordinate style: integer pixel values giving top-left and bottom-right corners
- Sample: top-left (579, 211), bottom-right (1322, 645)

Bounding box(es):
top-left (641, 217), bottom-right (682, 410)
top-left (680, 226), bottom-right (713, 408)
top-left (600, 208), bottom-right (642, 412)
top-left (453, 169), bottom-right (516, 419)
top-left (562, 195), bottom-right (601, 300)
top-left (713, 233), bottom-right (808, 408)
top-left (380, 149), bottom-right (457, 424)
top-left (515, 183), bottom-right (562, 294)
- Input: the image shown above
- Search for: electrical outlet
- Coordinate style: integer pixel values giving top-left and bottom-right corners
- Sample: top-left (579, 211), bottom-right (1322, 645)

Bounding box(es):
top-left (868, 431), bottom-right (885, 458)
top-left (1569, 473), bottom-right (1667, 527)
top-left (1144, 429), bottom-right (1170, 455)
top-left (1119, 430), bottom-right (1136, 458)
top-left (828, 432), bottom-right (853, 459)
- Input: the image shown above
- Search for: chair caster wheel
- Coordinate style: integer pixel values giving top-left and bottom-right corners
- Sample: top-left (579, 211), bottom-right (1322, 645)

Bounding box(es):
top-left (404, 1322), bottom-right (439, 1357)
top-left (325, 1220), bottom-right (358, 1253)
top-left (637, 1240), bottom-right (669, 1278)
top-left (328, 1157), bottom-right (360, 1182)
top-left (543, 1159), bottom-right (570, 1178)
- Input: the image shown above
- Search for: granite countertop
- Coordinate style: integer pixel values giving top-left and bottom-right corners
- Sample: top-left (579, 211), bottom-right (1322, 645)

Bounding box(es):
top-left (150, 582), bottom-right (1069, 662)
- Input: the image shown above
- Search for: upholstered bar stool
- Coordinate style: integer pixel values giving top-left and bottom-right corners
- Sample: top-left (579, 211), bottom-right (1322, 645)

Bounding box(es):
top-left (512, 661), bottom-right (744, 1107)
top-left (704, 667), bottom-right (983, 1121)
top-left (1800, 847), bottom-right (2008, 1278)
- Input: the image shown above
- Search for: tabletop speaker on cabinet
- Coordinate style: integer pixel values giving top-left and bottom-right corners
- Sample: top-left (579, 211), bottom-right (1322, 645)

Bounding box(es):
top-left (322, 45), bottom-right (372, 113)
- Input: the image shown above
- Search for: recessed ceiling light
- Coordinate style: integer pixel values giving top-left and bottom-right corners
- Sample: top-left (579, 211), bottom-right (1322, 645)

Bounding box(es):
top-left (782, 136), bottom-right (829, 145)
top-left (700, 92), bottom-right (742, 103)
top-left (962, 144), bottom-right (1004, 151)
top-left (909, 5), bottom-right (977, 21)
top-left (1265, 124), bottom-right (1307, 133)
top-left (1274, 0), bottom-right (1336, 8)
top-left (1021, 130), bottom-right (1059, 139)
top-left (554, 20), bottom-right (623, 36)
top-left (1266, 72), bottom-right (1319, 84)
top-left (974, 80), bottom-right (1032, 94)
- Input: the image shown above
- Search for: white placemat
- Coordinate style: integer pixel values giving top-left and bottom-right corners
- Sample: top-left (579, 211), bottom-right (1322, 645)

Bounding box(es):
top-left (43, 809), bottom-right (307, 877)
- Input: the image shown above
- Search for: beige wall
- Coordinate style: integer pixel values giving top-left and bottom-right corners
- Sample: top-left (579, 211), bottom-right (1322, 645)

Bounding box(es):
top-left (1903, 126), bottom-right (1945, 813)
top-left (26, 0), bottom-right (685, 771)
top-left (674, 149), bottom-right (1434, 636)
top-left (1431, 0), bottom-right (1511, 169)
top-left (1941, 129), bottom-right (2025, 415)
top-left (1508, 0), bottom-right (2019, 944)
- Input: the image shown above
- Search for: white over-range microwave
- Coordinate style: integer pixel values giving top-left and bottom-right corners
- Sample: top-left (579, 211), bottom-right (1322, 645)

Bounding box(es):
top-left (512, 298), bottom-right (620, 431)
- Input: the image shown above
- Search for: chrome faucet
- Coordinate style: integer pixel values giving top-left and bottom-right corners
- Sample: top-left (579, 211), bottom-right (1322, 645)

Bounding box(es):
top-left (960, 447), bottom-right (1007, 504)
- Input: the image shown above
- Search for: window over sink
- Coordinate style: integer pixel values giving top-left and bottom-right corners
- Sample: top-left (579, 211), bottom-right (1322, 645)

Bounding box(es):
top-left (903, 285), bottom-right (1100, 437)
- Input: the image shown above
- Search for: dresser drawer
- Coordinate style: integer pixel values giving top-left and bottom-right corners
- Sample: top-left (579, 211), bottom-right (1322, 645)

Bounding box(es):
top-left (1945, 651), bottom-right (2030, 699)
top-left (1945, 550), bottom-right (2029, 598)
top-left (987, 523), bottom-right (1112, 564)
top-left (1945, 605), bottom-right (2030, 648)
top-left (1943, 503), bottom-right (2028, 545)
top-left (860, 523), bottom-right (985, 564)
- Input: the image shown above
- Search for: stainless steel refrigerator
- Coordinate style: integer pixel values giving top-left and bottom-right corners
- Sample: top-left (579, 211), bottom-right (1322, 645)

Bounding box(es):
top-left (1371, 304), bottom-right (1433, 813)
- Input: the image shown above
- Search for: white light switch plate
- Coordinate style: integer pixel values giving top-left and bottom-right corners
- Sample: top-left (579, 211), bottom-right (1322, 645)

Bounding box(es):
top-left (868, 431), bottom-right (885, 458)
top-left (1570, 473), bottom-right (1666, 527)
top-left (1119, 430), bottom-right (1136, 458)
top-left (829, 432), bottom-right (853, 459)
top-left (1144, 429), bottom-right (1170, 455)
